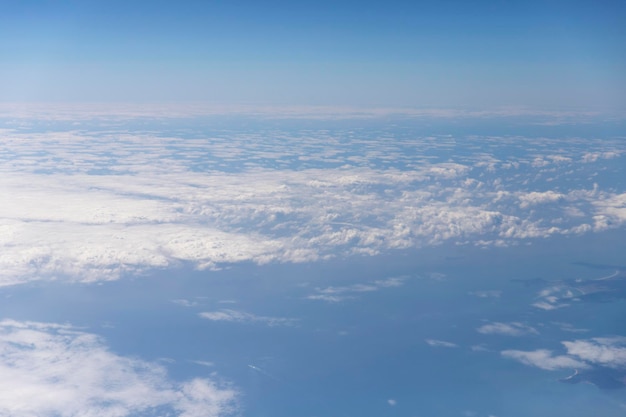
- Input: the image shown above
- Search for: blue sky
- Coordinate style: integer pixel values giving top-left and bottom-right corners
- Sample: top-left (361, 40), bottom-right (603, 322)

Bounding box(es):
top-left (1, 0), bottom-right (624, 108)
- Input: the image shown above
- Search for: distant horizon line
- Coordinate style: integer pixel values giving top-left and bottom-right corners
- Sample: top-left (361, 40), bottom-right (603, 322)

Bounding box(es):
top-left (1, 102), bottom-right (624, 121)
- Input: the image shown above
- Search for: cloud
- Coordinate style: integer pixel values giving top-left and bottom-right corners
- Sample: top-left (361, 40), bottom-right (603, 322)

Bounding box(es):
top-left (518, 191), bottom-right (564, 208)
top-left (501, 349), bottom-right (589, 371)
top-left (306, 276), bottom-right (407, 302)
top-left (531, 269), bottom-right (626, 311)
top-left (477, 322), bottom-right (539, 337)
top-left (0, 115), bottom-right (623, 285)
top-left (0, 319), bottom-right (238, 417)
top-left (581, 151), bottom-right (621, 163)
top-left (469, 290), bottom-right (502, 298)
top-left (552, 322), bottom-right (589, 333)
top-left (502, 337), bottom-right (626, 374)
top-left (172, 299), bottom-right (200, 307)
top-left (425, 339), bottom-right (458, 348)
top-left (199, 309), bottom-right (297, 327)
top-left (592, 193), bottom-right (626, 230)
top-left (191, 360), bottom-right (215, 368)
top-left (563, 337), bottom-right (626, 369)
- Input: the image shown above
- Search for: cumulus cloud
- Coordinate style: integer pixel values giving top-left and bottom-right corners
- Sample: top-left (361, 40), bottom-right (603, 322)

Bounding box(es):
top-left (563, 337), bottom-right (626, 369)
top-left (477, 322), bottom-right (539, 337)
top-left (592, 193), bottom-right (626, 230)
top-left (501, 349), bottom-right (589, 371)
top-left (199, 310), bottom-right (297, 327)
top-left (0, 319), bottom-right (238, 417)
top-left (581, 151), bottom-right (621, 163)
top-left (502, 337), bottom-right (626, 375)
top-left (518, 191), bottom-right (564, 208)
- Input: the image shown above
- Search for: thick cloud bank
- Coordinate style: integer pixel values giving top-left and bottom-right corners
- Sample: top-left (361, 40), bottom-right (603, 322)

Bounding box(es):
top-left (0, 113), bottom-right (623, 284)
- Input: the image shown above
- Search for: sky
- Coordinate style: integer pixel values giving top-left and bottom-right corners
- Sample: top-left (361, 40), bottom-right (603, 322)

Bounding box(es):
top-left (1, 0), bottom-right (625, 109)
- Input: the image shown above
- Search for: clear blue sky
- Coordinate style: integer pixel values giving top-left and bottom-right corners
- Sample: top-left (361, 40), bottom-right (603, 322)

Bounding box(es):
top-left (1, 0), bottom-right (624, 109)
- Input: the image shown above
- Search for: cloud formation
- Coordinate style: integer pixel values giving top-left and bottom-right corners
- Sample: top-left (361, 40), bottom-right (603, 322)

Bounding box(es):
top-left (0, 113), bottom-right (623, 285)
top-left (306, 276), bottom-right (407, 302)
top-left (199, 310), bottom-right (297, 327)
top-left (425, 339), bottom-right (458, 348)
top-left (563, 337), bottom-right (626, 369)
top-left (477, 322), bottom-right (539, 337)
top-left (501, 349), bottom-right (589, 371)
top-left (503, 337), bottom-right (626, 378)
top-left (0, 319), bottom-right (238, 417)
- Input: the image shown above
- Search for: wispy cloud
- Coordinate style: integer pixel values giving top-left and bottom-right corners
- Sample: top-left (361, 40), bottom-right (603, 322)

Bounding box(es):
top-left (306, 276), bottom-right (407, 302)
top-left (199, 310), bottom-right (297, 327)
top-left (469, 290), bottom-right (502, 298)
top-left (172, 299), bottom-right (200, 307)
top-left (425, 339), bottom-right (458, 348)
top-left (0, 319), bottom-right (238, 417)
top-left (477, 322), bottom-right (539, 337)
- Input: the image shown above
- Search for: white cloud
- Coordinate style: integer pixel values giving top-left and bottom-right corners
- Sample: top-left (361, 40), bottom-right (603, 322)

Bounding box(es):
top-left (172, 299), bottom-right (200, 307)
top-left (501, 349), bottom-right (589, 371)
top-left (552, 322), bottom-right (589, 333)
top-left (592, 193), bottom-right (626, 229)
top-left (518, 191), bottom-right (564, 208)
top-left (469, 290), bottom-right (502, 298)
top-left (199, 309), bottom-right (297, 327)
top-left (0, 319), bottom-right (238, 417)
top-left (502, 337), bottom-right (626, 373)
top-left (425, 339), bottom-right (458, 348)
top-left (191, 360), bottom-right (215, 368)
top-left (0, 118), bottom-right (623, 285)
top-left (532, 301), bottom-right (569, 311)
top-left (477, 322), bottom-right (539, 337)
top-left (563, 337), bottom-right (626, 369)
top-left (306, 276), bottom-right (407, 302)
top-left (581, 151), bottom-right (621, 163)
top-left (531, 285), bottom-right (575, 311)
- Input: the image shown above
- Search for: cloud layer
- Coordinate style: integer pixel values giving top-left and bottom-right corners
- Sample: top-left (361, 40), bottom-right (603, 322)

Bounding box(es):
top-left (0, 115), bottom-right (623, 285)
